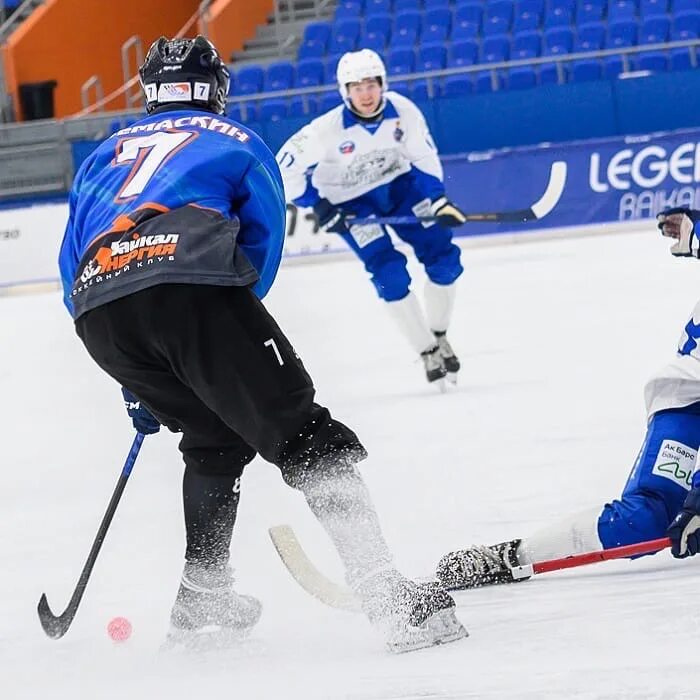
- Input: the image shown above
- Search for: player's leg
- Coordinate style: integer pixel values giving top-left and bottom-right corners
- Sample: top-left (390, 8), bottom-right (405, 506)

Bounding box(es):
top-left (337, 224), bottom-right (446, 384)
top-left (151, 283), bottom-right (465, 649)
top-left (75, 297), bottom-right (262, 641)
top-left (391, 197), bottom-right (464, 379)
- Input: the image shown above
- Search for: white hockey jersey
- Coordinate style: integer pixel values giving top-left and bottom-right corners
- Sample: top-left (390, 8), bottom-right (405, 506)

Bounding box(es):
top-left (276, 91), bottom-right (444, 205)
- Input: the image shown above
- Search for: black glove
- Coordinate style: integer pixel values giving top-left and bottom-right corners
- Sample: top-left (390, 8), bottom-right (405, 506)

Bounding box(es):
top-left (656, 207), bottom-right (700, 257)
top-left (430, 196), bottom-right (467, 227)
top-left (667, 485), bottom-right (700, 558)
top-left (313, 198), bottom-right (348, 233)
top-left (121, 387), bottom-right (160, 435)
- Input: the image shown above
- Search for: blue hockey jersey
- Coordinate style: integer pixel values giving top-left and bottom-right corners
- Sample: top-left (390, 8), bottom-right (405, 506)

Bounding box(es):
top-left (58, 107), bottom-right (285, 318)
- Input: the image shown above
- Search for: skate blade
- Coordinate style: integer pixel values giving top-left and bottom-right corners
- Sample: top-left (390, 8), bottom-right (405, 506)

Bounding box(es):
top-left (384, 608), bottom-right (468, 654)
top-left (161, 624), bottom-right (251, 653)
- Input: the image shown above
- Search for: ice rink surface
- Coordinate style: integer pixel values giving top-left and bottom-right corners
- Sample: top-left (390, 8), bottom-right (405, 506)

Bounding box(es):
top-left (2, 226), bottom-right (700, 699)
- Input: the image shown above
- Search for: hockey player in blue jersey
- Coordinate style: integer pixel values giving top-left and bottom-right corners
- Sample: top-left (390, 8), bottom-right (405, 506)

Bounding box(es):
top-left (434, 209), bottom-right (700, 590)
top-left (276, 49), bottom-right (467, 387)
top-left (57, 35), bottom-right (466, 652)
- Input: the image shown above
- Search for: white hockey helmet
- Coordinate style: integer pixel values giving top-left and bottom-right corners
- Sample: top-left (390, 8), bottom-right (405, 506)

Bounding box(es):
top-left (336, 49), bottom-right (388, 116)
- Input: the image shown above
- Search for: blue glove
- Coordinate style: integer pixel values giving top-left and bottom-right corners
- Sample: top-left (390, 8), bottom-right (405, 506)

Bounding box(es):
top-left (121, 387), bottom-right (160, 435)
top-left (667, 485), bottom-right (700, 558)
top-left (313, 198), bottom-right (348, 234)
top-left (656, 207), bottom-right (700, 257)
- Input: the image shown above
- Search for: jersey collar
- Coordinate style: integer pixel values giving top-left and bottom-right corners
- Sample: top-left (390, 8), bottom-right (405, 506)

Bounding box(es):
top-left (342, 98), bottom-right (399, 131)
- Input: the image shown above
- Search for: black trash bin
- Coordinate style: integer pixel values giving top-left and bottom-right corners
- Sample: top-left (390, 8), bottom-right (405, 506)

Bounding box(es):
top-left (18, 80), bottom-right (58, 120)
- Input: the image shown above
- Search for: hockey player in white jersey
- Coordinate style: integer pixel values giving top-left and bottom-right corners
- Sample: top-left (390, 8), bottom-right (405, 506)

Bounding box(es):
top-left (277, 49), bottom-right (467, 385)
top-left (435, 208), bottom-right (700, 590)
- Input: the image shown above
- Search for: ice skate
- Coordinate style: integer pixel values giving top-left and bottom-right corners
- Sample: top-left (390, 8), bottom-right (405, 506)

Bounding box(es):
top-left (433, 331), bottom-right (460, 384)
top-left (163, 562), bottom-right (262, 651)
top-left (356, 569), bottom-right (467, 653)
top-left (420, 344), bottom-right (447, 388)
top-left (435, 540), bottom-right (529, 591)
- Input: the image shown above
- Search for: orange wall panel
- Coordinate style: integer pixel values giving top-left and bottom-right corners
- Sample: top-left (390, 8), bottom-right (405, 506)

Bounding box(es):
top-left (6, 0), bottom-right (199, 119)
top-left (205, 0), bottom-right (273, 65)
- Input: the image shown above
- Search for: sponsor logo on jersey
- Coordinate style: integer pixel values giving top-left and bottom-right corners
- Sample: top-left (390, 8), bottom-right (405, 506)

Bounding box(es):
top-left (339, 140), bottom-right (355, 154)
top-left (652, 440), bottom-right (695, 490)
top-left (157, 82), bottom-right (192, 103)
top-left (79, 232), bottom-right (180, 284)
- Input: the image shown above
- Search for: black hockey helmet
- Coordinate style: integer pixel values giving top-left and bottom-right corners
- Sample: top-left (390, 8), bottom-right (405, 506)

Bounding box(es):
top-left (139, 35), bottom-right (230, 115)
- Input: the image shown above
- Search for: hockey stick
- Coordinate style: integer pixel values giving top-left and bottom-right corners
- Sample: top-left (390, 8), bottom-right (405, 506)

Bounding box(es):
top-left (37, 432), bottom-right (145, 639)
top-left (268, 525), bottom-right (361, 612)
top-left (348, 161), bottom-right (567, 227)
top-left (269, 525), bottom-right (671, 611)
top-left (510, 536), bottom-right (671, 580)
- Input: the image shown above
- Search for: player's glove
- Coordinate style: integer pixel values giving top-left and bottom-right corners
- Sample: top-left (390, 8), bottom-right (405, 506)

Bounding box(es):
top-left (656, 207), bottom-right (700, 257)
top-left (430, 197), bottom-right (467, 227)
top-left (313, 198), bottom-right (348, 233)
top-left (667, 483), bottom-right (700, 558)
top-left (121, 387), bottom-right (160, 435)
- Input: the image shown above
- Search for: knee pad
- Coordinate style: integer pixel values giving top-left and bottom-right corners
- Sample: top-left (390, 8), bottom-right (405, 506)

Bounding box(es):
top-left (277, 405), bottom-right (368, 489)
top-left (366, 249), bottom-right (411, 301)
top-left (181, 442), bottom-right (256, 478)
top-left (597, 403), bottom-right (700, 550)
top-left (424, 243), bottom-right (463, 286)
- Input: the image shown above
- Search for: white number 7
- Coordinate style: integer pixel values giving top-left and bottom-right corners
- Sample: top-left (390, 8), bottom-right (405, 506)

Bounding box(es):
top-left (264, 338), bottom-right (284, 366)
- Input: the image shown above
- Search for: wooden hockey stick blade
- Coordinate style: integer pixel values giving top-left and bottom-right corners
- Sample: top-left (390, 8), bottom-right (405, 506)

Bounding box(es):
top-left (510, 537), bottom-right (671, 580)
top-left (268, 525), bottom-right (361, 612)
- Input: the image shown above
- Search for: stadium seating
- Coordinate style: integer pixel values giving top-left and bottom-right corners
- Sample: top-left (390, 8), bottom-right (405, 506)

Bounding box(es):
top-left (226, 0), bottom-right (700, 124)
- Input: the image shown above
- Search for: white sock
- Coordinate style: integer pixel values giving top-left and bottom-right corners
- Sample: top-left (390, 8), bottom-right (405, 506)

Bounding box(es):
top-left (385, 292), bottom-right (436, 354)
top-left (424, 280), bottom-right (457, 333)
top-left (516, 507), bottom-right (604, 564)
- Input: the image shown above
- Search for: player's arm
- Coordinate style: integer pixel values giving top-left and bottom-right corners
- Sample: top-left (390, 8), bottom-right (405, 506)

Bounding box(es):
top-left (657, 208), bottom-right (700, 257)
top-left (235, 144), bottom-right (287, 299)
top-left (401, 99), bottom-right (467, 227)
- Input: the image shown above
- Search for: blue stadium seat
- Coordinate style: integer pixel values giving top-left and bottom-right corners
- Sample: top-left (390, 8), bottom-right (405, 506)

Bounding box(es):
top-left (544, 6), bottom-right (573, 27)
top-left (455, 1), bottom-right (483, 24)
top-left (483, 16), bottom-right (511, 35)
top-left (448, 39), bottom-right (480, 65)
top-left (672, 10), bottom-right (700, 39)
top-left (297, 58), bottom-right (325, 87)
top-left (363, 29), bottom-right (389, 51)
top-left (673, 0), bottom-right (700, 12)
top-left (303, 21), bottom-right (332, 44)
top-left (607, 18), bottom-right (638, 47)
top-left (640, 15), bottom-right (670, 42)
top-left (265, 61), bottom-right (295, 91)
top-left (443, 73), bottom-right (474, 96)
top-left (570, 58), bottom-right (604, 80)
top-left (539, 61), bottom-right (565, 83)
top-left (573, 34), bottom-right (603, 50)
top-left (423, 8), bottom-right (452, 42)
top-left (366, 13), bottom-right (393, 37)
top-left (513, 30), bottom-right (542, 56)
top-left (452, 20), bottom-right (481, 40)
top-left (512, 3), bottom-right (542, 32)
top-left (329, 19), bottom-right (361, 54)
top-left (577, 21), bottom-right (606, 47)
top-left (226, 103), bottom-right (242, 121)
top-left (576, 0), bottom-right (604, 24)
top-left (234, 65), bottom-right (264, 95)
top-left (640, 0), bottom-right (668, 14)
top-left (325, 54), bottom-right (344, 83)
top-left (604, 53), bottom-right (632, 78)
top-left (487, 0), bottom-right (515, 23)
top-left (365, 0), bottom-right (392, 14)
top-left (516, 0), bottom-right (545, 15)
top-left (387, 47), bottom-right (416, 73)
top-left (608, 0), bottom-right (638, 21)
top-left (394, 10), bottom-right (422, 44)
top-left (670, 47), bottom-right (697, 69)
top-left (480, 34), bottom-right (511, 62)
top-left (475, 69), bottom-right (505, 92)
top-left (320, 91), bottom-right (343, 111)
top-left (549, 0), bottom-right (576, 11)
top-left (424, 0), bottom-right (451, 7)
top-left (508, 66), bottom-right (538, 88)
top-left (390, 80), bottom-right (411, 94)
top-left (544, 26), bottom-right (574, 52)
top-left (260, 99), bottom-right (287, 121)
top-left (411, 79), bottom-right (441, 100)
top-left (395, 0), bottom-right (422, 9)
top-left (335, 0), bottom-right (364, 19)
top-left (418, 43), bottom-right (448, 70)
top-left (636, 50), bottom-right (669, 70)
top-left (289, 95), bottom-right (319, 118)
top-left (237, 101), bottom-right (258, 123)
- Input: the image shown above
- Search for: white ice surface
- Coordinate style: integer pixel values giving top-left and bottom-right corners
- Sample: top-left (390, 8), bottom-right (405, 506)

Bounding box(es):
top-left (3, 228), bottom-right (700, 699)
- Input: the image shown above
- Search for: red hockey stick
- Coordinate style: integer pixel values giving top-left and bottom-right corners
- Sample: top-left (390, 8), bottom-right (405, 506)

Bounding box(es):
top-left (510, 537), bottom-right (671, 580)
